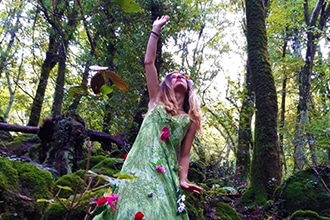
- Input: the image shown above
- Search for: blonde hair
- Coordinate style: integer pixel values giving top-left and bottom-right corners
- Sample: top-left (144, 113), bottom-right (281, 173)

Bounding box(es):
top-left (158, 72), bottom-right (202, 130)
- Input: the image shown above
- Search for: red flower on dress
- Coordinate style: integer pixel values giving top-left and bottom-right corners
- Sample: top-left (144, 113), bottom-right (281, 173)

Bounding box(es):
top-left (160, 126), bottom-right (170, 141)
top-left (96, 189), bottom-right (119, 211)
top-left (123, 153), bottom-right (128, 161)
top-left (134, 211), bottom-right (144, 220)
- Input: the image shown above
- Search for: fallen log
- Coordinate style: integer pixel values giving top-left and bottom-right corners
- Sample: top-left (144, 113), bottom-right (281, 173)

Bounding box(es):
top-left (0, 122), bottom-right (128, 149)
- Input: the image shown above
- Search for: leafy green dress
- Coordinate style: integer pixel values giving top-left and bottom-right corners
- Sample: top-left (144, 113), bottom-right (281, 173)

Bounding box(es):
top-left (93, 105), bottom-right (191, 220)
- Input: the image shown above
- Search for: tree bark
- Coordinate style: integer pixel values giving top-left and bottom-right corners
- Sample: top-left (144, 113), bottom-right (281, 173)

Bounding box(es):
top-left (51, 41), bottom-right (67, 117)
top-left (279, 29), bottom-right (289, 175)
top-left (27, 33), bottom-right (60, 126)
top-left (244, 0), bottom-right (281, 202)
top-left (51, 3), bottom-right (79, 116)
top-left (236, 60), bottom-right (254, 180)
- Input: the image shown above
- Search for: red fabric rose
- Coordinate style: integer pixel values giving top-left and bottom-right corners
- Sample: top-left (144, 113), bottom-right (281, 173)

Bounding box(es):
top-left (96, 197), bottom-right (107, 206)
top-left (96, 194), bottom-right (119, 210)
top-left (134, 211), bottom-right (144, 220)
top-left (160, 126), bottom-right (170, 141)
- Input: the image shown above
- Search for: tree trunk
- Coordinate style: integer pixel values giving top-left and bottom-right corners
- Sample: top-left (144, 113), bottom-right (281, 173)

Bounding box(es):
top-left (27, 34), bottom-right (60, 126)
top-left (51, 41), bottom-right (67, 117)
top-left (236, 60), bottom-right (254, 180)
top-left (51, 2), bottom-right (79, 117)
top-left (293, 1), bottom-right (330, 171)
top-left (243, 0), bottom-right (281, 202)
top-left (294, 35), bottom-right (315, 170)
top-left (279, 30), bottom-right (288, 174)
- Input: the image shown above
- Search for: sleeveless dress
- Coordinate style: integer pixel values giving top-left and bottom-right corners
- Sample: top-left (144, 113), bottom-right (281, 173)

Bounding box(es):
top-left (93, 105), bottom-right (191, 220)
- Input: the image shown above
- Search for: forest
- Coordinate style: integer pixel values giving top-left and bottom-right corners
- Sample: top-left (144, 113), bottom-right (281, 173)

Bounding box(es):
top-left (0, 0), bottom-right (329, 219)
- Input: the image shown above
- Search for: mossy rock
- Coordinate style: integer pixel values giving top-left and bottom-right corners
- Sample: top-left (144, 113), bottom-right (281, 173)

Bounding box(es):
top-left (0, 158), bottom-right (54, 219)
top-left (0, 158), bottom-right (19, 191)
top-left (13, 161), bottom-right (54, 199)
top-left (215, 202), bottom-right (241, 220)
top-left (55, 172), bottom-right (86, 198)
top-left (290, 210), bottom-right (330, 220)
top-left (274, 165), bottom-right (330, 218)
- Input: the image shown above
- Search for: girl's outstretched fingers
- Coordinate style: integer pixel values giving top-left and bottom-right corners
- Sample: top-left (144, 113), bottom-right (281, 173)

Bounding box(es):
top-left (180, 181), bottom-right (203, 194)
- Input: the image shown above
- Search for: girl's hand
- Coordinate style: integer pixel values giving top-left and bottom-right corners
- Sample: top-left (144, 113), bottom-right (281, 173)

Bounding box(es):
top-left (152, 15), bottom-right (170, 32)
top-left (180, 181), bottom-right (203, 194)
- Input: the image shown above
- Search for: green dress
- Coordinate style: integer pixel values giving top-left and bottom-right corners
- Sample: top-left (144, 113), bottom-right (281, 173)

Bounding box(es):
top-left (93, 105), bottom-right (191, 220)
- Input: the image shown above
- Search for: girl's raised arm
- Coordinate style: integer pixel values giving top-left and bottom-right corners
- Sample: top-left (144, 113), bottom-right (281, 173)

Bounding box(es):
top-left (144, 15), bottom-right (170, 108)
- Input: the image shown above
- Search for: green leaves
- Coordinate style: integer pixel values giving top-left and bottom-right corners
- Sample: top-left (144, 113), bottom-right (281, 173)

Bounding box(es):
top-left (150, 159), bottom-right (162, 167)
top-left (113, 172), bottom-right (137, 180)
top-left (100, 85), bottom-right (114, 96)
top-left (114, 0), bottom-right (141, 13)
top-left (56, 185), bottom-right (74, 192)
top-left (67, 86), bottom-right (89, 98)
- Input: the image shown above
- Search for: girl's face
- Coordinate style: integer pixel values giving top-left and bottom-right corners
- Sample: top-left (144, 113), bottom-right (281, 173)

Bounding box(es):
top-left (170, 73), bottom-right (188, 92)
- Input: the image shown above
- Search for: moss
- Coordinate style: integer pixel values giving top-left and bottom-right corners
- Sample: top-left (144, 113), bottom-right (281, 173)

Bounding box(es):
top-left (208, 187), bottom-right (227, 196)
top-left (78, 155), bottom-right (123, 171)
top-left (186, 192), bottom-right (205, 220)
top-left (13, 161), bottom-right (54, 200)
top-left (91, 157), bottom-right (123, 177)
top-left (188, 161), bottom-right (206, 183)
top-left (0, 159), bottom-right (54, 219)
top-left (239, 184), bottom-right (267, 206)
top-left (215, 202), bottom-right (241, 220)
top-left (275, 168), bottom-right (330, 216)
top-left (290, 210), bottom-right (330, 220)
top-left (0, 158), bottom-right (19, 191)
top-left (204, 178), bottom-right (224, 188)
top-left (87, 155), bottom-right (108, 168)
top-left (188, 167), bottom-right (205, 183)
top-left (55, 173), bottom-right (86, 198)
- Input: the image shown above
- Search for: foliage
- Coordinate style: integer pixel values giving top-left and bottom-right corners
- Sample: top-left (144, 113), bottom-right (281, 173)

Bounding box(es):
top-left (267, 0), bottom-right (330, 172)
top-left (1, 0), bottom-right (330, 218)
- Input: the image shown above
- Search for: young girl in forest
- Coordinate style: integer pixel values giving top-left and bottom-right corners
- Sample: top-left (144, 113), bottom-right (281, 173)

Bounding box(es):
top-left (93, 15), bottom-right (203, 220)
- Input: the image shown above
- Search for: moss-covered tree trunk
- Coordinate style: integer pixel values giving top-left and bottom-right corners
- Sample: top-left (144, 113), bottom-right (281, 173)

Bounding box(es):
top-left (236, 60), bottom-right (254, 180)
top-left (243, 0), bottom-right (281, 203)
